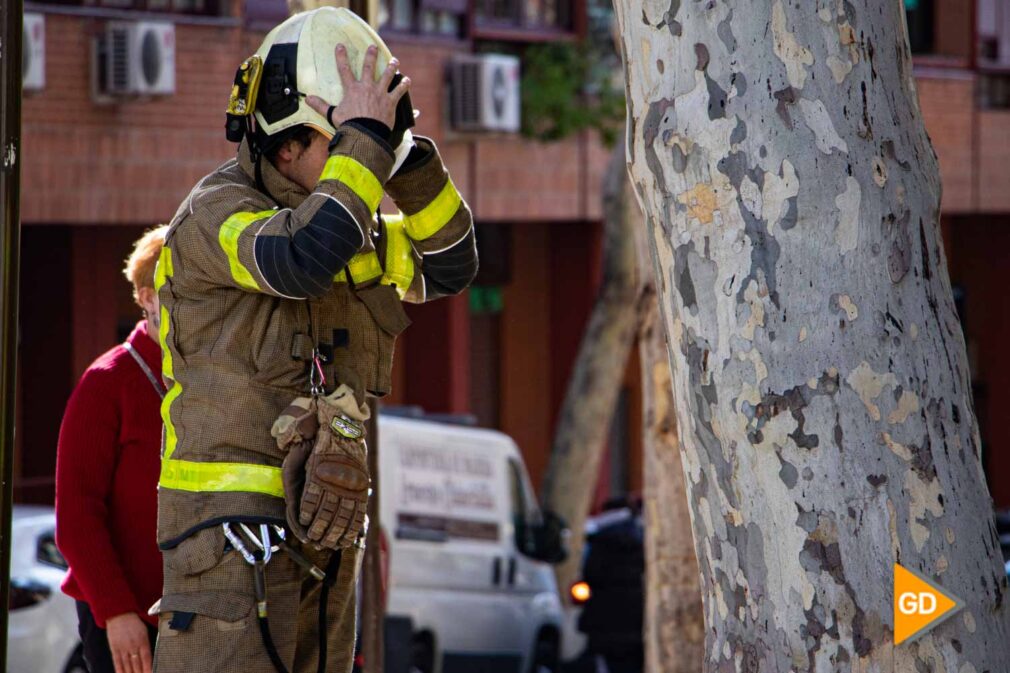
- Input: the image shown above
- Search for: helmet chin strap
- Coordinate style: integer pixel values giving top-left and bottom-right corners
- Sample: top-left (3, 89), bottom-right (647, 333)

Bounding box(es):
top-left (254, 155), bottom-right (279, 207)
top-left (247, 116), bottom-right (280, 207)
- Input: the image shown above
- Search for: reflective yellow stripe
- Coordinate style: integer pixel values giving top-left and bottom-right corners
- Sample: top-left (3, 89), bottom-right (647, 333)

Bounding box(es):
top-left (160, 458), bottom-right (284, 498)
top-left (403, 178), bottom-right (462, 241)
top-left (156, 249), bottom-right (173, 380)
top-left (320, 156), bottom-right (383, 214)
top-left (158, 307), bottom-right (173, 380)
top-left (154, 247), bottom-right (181, 459)
top-left (154, 245), bottom-right (173, 290)
top-left (160, 382), bottom-right (182, 459)
top-left (347, 250), bottom-right (383, 284)
top-left (219, 210), bottom-right (276, 291)
top-left (381, 214), bottom-right (415, 299)
top-left (334, 252), bottom-right (382, 285)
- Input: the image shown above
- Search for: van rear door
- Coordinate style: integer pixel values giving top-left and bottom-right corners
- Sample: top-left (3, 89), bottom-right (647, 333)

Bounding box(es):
top-left (381, 420), bottom-right (526, 671)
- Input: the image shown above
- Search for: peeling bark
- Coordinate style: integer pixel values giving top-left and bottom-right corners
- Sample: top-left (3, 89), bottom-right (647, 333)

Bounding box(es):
top-left (543, 140), bottom-right (642, 597)
top-left (614, 1), bottom-right (1010, 670)
top-left (638, 224), bottom-right (705, 673)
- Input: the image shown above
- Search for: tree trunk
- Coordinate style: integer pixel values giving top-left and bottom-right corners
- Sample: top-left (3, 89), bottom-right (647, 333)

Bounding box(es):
top-left (542, 139), bottom-right (642, 598)
top-left (614, 1), bottom-right (1010, 670)
top-left (636, 219), bottom-right (705, 672)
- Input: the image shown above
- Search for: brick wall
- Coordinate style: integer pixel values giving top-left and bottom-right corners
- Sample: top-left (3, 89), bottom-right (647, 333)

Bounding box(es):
top-left (916, 72), bottom-right (976, 213)
top-left (979, 110), bottom-right (1010, 212)
top-left (22, 16), bottom-right (240, 225)
top-left (915, 72), bottom-right (1010, 214)
top-left (21, 14), bottom-right (609, 227)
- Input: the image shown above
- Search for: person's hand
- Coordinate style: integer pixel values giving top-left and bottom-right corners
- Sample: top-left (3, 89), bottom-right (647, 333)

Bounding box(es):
top-left (106, 612), bottom-right (153, 673)
top-left (306, 44), bottom-right (411, 132)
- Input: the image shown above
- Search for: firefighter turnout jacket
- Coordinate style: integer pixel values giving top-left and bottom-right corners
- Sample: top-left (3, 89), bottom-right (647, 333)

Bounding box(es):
top-left (155, 121), bottom-right (476, 550)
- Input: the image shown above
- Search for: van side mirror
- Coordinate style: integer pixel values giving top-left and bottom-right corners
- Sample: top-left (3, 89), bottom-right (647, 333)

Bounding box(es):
top-left (516, 510), bottom-right (569, 564)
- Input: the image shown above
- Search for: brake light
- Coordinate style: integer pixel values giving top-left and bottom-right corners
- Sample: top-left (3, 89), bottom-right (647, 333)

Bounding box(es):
top-left (570, 580), bottom-right (591, 605)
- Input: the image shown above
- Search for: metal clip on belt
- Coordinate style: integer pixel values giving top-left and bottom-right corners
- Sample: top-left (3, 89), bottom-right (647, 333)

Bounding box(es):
top-left (223, 522), bottom-right (327, 581)
top-left (222, 522), bottom-right (291, 673)
top-left (222, 523), bottom-right (276, 564)
top-left (310, 348), bottom-right (327, 397)
top-left (221, 522), bottom-right (334, 673)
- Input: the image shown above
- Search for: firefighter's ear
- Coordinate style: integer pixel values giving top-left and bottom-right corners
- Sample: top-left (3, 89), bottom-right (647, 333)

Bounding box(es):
top-left (275, 139), bottom-right (297, 164)
top-left (137, 286), bottom-right (158, 316)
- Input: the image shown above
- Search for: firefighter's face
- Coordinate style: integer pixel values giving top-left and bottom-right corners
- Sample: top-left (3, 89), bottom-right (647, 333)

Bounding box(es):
top-left (277, 131), bottom-right (330, 193)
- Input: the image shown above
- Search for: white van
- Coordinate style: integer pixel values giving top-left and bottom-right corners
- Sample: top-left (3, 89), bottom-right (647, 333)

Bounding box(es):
top-left (378, 413), bottom-right (566, 673)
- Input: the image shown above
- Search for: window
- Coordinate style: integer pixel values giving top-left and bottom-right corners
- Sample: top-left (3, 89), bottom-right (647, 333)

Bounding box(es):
top-left (36, 532), bottom-right (69, 571)
top-left (904, 0), bottom-right (974, 62)
top-left (905, 0), bottom-right (935, 54)
top-left (245, 0), bottom-right (287, 29)
top-left (381, 0), bottom-right (466, 38)
top-left (41, 0), bottom-right (223, 15)
top-left (474, 0), bottom-right (574, 35)
top-left (979, 0), bottom-right (1010, 68)
top-left (508, 458), bottom-right (540, 552)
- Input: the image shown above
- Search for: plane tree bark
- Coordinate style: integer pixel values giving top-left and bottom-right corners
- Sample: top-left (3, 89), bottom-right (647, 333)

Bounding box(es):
top-left (636, 206), bottom-right (705, 673)
top-left (613, 0), bottom-right (1010, 670)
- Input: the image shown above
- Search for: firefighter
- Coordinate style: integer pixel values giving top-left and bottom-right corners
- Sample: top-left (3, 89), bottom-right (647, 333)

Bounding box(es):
top-left (151, 8), bottom-right (477, 673)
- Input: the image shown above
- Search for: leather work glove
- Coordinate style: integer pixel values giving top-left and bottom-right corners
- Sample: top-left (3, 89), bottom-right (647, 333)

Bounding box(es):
top-left (273, 385), bottom-right (371, 550)
top-left (271, 396), bottom-right (319, 544)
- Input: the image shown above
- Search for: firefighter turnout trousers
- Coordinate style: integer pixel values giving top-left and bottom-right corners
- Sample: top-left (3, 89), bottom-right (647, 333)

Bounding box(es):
top-left (152, 527), bottom-right (361, 673)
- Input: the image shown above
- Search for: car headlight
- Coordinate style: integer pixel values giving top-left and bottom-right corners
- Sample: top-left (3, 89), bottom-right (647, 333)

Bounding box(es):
top-left (9, 577), bottom-right (51, 611)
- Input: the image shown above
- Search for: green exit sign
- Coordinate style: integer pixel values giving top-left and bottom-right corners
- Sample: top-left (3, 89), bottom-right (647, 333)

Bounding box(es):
top-left (904, 0), bottom-right (920, 9)
top-left (469, 286), bottom-right (504, 314)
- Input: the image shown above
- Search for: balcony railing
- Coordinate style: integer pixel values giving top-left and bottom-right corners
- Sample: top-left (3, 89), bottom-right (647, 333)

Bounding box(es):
top-left (37, 0), bottom-right (223, 16)
top-left (472, 0), bottom-right (575, 41)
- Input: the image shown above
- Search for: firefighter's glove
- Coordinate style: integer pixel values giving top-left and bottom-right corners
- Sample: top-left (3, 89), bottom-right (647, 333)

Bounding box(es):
top-left (271, 396), bottom-right (319, 543)
top-left (303, 385), bottom-right (371, 550)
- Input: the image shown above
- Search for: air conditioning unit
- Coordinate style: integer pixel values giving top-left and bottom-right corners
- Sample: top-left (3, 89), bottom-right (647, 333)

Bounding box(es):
top-left (23, 13), bottom-right (45, 92)
top-left (450, 54), bottom-right (520, 133)
top-left (97, 21), bottom-right (175, 97)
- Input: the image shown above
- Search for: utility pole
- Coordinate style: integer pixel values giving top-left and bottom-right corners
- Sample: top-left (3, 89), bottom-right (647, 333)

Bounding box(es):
top-left (0, 0), bottom-right (23, 665)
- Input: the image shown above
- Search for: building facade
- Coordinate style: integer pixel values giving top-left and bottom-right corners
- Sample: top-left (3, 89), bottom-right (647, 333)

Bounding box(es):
top-left (14, 0), bottom-right (1010, 514)
top-left (16, 0), bottom-right (620, 505)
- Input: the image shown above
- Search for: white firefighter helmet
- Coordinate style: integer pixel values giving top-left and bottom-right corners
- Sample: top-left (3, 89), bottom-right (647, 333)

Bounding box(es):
top-left (251, 7), bottom-right (395, 141)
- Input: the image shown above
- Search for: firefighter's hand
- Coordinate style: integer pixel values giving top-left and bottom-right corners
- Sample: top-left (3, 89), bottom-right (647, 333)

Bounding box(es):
top-left (306, 44), bottom-right (411, 132)
top-left (106, 612), bottom-right (153, 673)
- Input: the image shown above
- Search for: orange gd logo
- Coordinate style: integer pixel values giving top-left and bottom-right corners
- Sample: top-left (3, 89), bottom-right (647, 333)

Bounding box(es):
top-left (893, 563), bottom-right (963, 645)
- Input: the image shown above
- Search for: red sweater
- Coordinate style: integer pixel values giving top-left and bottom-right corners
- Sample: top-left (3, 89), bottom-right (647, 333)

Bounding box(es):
top-left (55, 320), bottom-right (164, 628)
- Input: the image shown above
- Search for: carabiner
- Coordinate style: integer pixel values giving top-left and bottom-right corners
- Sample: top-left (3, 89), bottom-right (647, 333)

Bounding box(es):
top-left (223, 523), bottom-right (258, 565)
top-left (309, 348), bottom-right (326, 397)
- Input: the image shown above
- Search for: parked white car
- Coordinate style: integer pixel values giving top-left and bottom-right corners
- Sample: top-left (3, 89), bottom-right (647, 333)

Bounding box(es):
top-left (379, 413), bottom-right (567, 673)
top-left (6, 506), bottom-right (84, 673)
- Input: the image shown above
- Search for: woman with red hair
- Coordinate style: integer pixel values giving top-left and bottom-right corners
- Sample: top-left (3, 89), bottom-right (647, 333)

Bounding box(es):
top-left (55, 226), bottom-right (168, 673)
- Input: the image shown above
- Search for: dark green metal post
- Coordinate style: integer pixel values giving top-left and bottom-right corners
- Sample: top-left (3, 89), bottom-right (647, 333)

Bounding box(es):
top-left (0, 0), bottom-right (23, 664)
